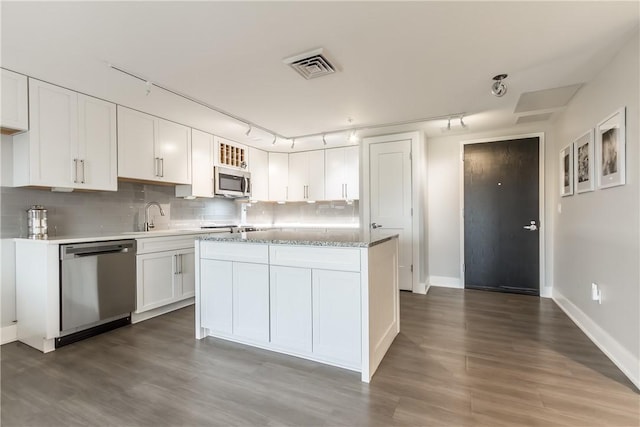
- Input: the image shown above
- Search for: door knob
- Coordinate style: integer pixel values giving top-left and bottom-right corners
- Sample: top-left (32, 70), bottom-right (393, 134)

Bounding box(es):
top-left (523, 220), bottom-right (538, 231)
top-left (371, 222), bottom-right (383, 229)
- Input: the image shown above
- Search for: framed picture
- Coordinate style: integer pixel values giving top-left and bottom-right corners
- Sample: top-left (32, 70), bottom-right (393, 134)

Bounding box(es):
top-left (596, 107), bottom-right (626, 189)
top-left (560, 144), bottom-right (574, 197)
top-left (574, 129), bottom-right (595, 193)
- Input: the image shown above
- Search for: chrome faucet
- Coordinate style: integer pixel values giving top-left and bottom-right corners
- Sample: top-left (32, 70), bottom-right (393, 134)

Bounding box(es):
top-left (144, 202), bottom-right (165, 231)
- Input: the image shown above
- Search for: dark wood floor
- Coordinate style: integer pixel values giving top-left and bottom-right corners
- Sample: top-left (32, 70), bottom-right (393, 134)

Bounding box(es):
top-left (2, 288), bottom-right (638, 426)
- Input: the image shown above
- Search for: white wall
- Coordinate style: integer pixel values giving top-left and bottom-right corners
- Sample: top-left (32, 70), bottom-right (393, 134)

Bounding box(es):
top-left (549, 31), bottom-right (639, 387)
top-left (426, 122), bottom-right (553, 290)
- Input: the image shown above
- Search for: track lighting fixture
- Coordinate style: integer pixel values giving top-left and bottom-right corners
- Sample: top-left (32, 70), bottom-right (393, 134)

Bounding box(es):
top-left (272, 135), bottom-right (277, 145)
top-left (460, 116), bottom-right (466, 128)
top-left (145, 81), bottom-right (152, 96)
top-left (447, 118), bottom-right (451, 131)
top-left (245, 124), bottom-right (252, 137)
top-left (291, 138), bottom-right (296, 149)
top-left (491, 74), bottom-right (508, 97)
top-left (322, 134), bottom-right (327, 145)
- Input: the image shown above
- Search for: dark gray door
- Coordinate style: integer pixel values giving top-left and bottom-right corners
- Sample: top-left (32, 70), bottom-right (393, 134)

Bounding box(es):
top-left (463, 137), bottom-right (540, 295)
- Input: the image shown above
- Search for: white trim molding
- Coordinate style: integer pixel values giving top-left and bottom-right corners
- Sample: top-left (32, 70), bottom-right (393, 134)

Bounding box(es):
top-left (553, 289), bottom-right (639, 390)
top-left (361, 131), bottom-right (424, 293)
top-left (1, 324), bottom-right (17, 345)
top-left (428, 276), bottom-right (463, 289)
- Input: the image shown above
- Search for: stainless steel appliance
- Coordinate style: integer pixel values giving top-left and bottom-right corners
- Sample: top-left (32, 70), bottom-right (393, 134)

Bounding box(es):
top-left (58, 240), bottom-right (136, 347)
top-left (27, 205), bottom-right (48, 239)
top-left (214, 166), bottom-right (251, 198)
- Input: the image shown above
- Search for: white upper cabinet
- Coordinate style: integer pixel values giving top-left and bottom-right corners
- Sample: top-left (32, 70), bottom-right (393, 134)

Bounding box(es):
top-left (1, 69), bottom-right (28, 134)
top-left (325, 146), bottom-right (359, 200)
top-left (76, 94), bottom-right (117, 191)
top-left (117, 106), bottom-right (191, 185)
top-left (13, 79), bottom-right (117, 191)
top-left (176, 128), bottom-right (214, 198)
top-left (288, 150), bottom-right (325, 201)
top-left (268, 152), bottom-right (289, 201)
top-left (248, 147), bottom-right (269, 201)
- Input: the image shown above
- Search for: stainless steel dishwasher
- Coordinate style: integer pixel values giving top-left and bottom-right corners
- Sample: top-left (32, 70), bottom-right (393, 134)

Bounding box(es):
top-left (58, 240), bottom-right (136, 347)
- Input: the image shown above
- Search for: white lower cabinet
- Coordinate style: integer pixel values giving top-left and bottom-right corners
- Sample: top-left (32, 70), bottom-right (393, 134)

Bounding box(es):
top-left (312, 269), bottom-right (361, 366)
top-left (136, 236), bottom-right (196, 314)
top-left (199, 241), bottom-right (363, 370)
top-left (201, 259), bottom-right (233, 334)
top-left (232, 262), bottom-right (270, 342)
top-left (270, 266), bottom-right (312, 352)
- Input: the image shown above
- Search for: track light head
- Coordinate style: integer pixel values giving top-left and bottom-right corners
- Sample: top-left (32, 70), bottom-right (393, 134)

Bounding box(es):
top-left (291, 138), bottom-right (296, 149)
top-left (322, 135), bottom-right (327, 145)
top-left (460, 116), bottom-right (466, 128)
top-left (447, 118), bottom-right (451, 131)
top-left (272, 135), bottom-right (277, 145)
top-left (245, 124), bottom-right (252, 137)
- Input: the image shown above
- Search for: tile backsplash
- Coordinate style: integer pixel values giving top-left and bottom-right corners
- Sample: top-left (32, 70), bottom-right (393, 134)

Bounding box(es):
top-left (0, 181), bottom-right (240, 238)
top-left (244, 200), bottom-right (360, 228)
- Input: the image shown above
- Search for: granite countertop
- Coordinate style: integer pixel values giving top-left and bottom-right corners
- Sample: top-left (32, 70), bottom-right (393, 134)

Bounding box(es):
top-left (199, 229), bottom-right (398, 248)
top-left (13, 228), bottom-right (232, 245)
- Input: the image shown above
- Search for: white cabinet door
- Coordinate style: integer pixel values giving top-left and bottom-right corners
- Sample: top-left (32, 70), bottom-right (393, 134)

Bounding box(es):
top-left (268, 152), bottom-right (288, 201)
top-left (232, 262), bottom-right (269, 342)
top-left (76, 94), bottom-right (117, 191)
top-left (156, 119), bottom-right (191, 184)
top-left (176, 128), bottom-right (213, 198)
top-left (248, 147), bottom-right (269, 201)
top-left (324, 146), bottom-right (359, 200)
top-left (324, 147), bottom-right (344, 200)
top-left (312, 269), bottom-right (361, 367)
top-left (1, 69), bottom-right (28, 132)
top-left (307, 150), bottom-right (325, 200)
top-left (288, 150), bottom-right (325, 201)
top-left (270, 266), bottom-right (312, 352)
top-left (178, 249), bottom-right (196, 298)
top-left (200, 259), bottom-right (233, 334)
top-left (136, 252), bottom-right (176, 313)
top-left (15, 79), bottom-right (77, 187)
top-left (343, 146), bottom-right (359, 200)
top-left (117, 106), bottom-right (156, 181)
top-left (287, 152), bottom-right (306, 201)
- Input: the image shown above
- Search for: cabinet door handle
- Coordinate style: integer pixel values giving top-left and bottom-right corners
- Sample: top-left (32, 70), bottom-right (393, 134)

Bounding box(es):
top-left (344, 183), bottom-right (348, 199)
top-left (73, 159), bottom-right (78, 183)
top-left (179, 254), bottom-right (183, 274)
top-left (154, 157), bottom-right (160, 177)
top-left (159, 158), bottom-right (164, 177)
top-left (174, 254), bottom-right (179, 275)
top-left (80, 159), bottom-right (85, 184)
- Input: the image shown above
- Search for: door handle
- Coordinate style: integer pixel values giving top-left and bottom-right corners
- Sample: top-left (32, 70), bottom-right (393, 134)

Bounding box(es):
top-left (154, 157), bottom-right (160, 177)
top-left (523, 221), bottom-right (538, 231)
top-left (80, 159), bottom-right (85, 184)
top-left (73, 158), bottom-right (79, 183)
top-left (371, 222), bottom-right (383, 229)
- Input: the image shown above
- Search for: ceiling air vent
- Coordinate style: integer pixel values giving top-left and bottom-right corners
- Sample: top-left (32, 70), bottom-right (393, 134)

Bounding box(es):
top-left (283, 48), bottom-right (337, 80)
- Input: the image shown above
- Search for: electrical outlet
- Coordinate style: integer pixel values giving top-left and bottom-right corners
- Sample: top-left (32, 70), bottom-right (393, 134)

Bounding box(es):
top-left (591, 283), bottom-right (602, 304)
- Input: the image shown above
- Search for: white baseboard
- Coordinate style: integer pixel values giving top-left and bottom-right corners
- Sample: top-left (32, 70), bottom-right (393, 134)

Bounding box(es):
top-left (413, 282), bottom-right (427, 294)
top-left (428, 275), bottom-right (463, 289)
top-left (553, 289), bottom-right (639, 391)
top-left (1, 324), bottom-right (17, 345)
top-left (131, 298), bottom-right (195, 324)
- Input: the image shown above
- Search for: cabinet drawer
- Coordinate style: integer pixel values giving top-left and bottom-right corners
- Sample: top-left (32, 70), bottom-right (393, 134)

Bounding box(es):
top-left (200, 241), bottom-right (269, 264)
top-left (269, 245), bottom-right (360, 271)
top-left (136, 235), bottom-right (196, 254)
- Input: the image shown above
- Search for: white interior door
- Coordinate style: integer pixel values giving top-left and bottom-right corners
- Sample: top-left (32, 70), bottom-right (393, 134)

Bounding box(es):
top-left (369, 140), bottom-right (413, 291)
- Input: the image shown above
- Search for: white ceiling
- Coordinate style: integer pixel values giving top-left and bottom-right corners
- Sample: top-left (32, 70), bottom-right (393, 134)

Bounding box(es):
top-left (1, 1), bottom-right (639, 150)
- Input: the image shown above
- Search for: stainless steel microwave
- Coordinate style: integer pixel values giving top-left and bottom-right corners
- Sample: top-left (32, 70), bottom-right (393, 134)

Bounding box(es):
top-left (214, 166), bottom-right (251, 198)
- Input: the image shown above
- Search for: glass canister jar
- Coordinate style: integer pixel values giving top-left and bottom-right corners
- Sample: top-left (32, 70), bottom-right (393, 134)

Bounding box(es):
top-left (27, 205), bottom-right (48, 239)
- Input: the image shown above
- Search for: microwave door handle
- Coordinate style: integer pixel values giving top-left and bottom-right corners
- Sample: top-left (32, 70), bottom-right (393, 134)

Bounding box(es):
top-left (243, 177), bottom-right (249, 195)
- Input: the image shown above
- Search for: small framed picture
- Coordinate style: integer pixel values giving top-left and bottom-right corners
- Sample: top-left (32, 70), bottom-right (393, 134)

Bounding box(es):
top-left (560, 144), bottom-right (574, 197)
top-left (596, 107), bottom-right (626, 189)
top-left (574, 129), bottom-right (595, 193)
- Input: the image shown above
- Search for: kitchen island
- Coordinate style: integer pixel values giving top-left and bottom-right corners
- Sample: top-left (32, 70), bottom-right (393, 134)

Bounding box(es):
top-left (195, 230), bottom-right (400, 382)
